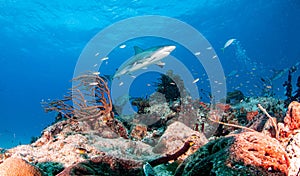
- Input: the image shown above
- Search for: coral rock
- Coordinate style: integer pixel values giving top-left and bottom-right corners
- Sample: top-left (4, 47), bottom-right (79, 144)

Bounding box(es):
top-left (216, 103), bottom-right (231, 111)
top-left (175, 131), bottom-right (289, 176)
top-left (130, 124), bottom-right (148, 140)
top-left (57, 155), bottom-right (143, 176)
top-left (284, 101), bottom-right (300, 130)
top-left (285, 132), bottom-right (300, 176)
top-left (153, 121), bottom-right (208, 155)
top-left (230, 132), bottom-right (289, 175)
top-left (0, 157), bottom-right (43, 176)
top-left (246, 110), bottom-right (259, 121)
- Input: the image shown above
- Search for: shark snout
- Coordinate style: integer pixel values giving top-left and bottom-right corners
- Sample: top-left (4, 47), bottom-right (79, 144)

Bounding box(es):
top-left (164, 45), bottom-right (176, 53)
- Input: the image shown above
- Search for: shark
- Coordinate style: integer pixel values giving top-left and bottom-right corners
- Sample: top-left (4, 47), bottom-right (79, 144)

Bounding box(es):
top-left (270, 62), bottom-right (300, 81)
top-left (112, 45), bottom-right (176, 79)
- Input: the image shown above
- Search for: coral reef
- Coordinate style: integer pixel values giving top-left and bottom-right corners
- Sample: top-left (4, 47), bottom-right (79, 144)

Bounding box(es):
top-left (57, 155), bottom-right (144, 176)
top-left (130, 97), bottom-right (150, 114)
top-left (230, 132), bottom-right (289, 175)
top-left (0, 157), bottom-right (43, 176)
top-left (2, 70), bottom-right (300, 175)
top-left (41, 73), bottom-right (128, 139)
top-left (226, 90), bottom-right (244, 104)
top-left (152, 121), bottom-right (207, 156)
top-left (174, 101), bottom-right (300, 176)
top-left (175, 131), bottom-right (290, 176)
top-left (0, 72), bottom-right (209, 175)
top-left (283, 101), bottom-right (300, 131)
top-left (130, 123), bottom-right (148, 141)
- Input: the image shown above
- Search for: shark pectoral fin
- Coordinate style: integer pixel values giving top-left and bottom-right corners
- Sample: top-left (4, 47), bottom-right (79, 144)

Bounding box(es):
top-left (156, 61), bottom-right (165, 68)
top-left (134, 46), bottom-right (144, 55)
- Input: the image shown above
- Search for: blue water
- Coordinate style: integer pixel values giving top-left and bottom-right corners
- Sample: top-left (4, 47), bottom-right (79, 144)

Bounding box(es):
top-left (0, 0), bottom-right (299, 148)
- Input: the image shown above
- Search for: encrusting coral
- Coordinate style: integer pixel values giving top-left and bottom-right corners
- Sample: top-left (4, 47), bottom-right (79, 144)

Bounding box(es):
top-left (175, 131), bottom-right (290, 176)
top-left (0, 157), bottom-right (43, 176)
top-left (283, 101), bottom-right (300, 131)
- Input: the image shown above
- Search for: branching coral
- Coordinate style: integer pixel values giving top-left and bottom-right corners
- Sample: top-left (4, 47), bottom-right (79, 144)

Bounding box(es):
top-left (41, 73), bottom-right (128, 139)
top-left (130, 97), bottom-right (150, 114)
top-left (71, 74), bottom-right (113, 120)
top-left (42, 73), bottom-right (113, 120)
top-left (283, 67), bottom-right (300, 107)
top-left (154, 70), bottom-right (187, 103)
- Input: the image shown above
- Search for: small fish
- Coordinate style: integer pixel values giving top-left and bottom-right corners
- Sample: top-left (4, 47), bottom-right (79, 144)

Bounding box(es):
top-left (93, 64), bottom-right (98, 67)
top-left (101, 57), bottom-right (109, 61)
top-left (89, 82), bottom-right (98, 86)
top-left (206, 46), bottom-right (212, 50)
top-left (119, 82), bottom-right (124, 86)
top-left (261, 78), bottom-right (266, 82)
top-left (194, 52), bottom-right (201, 56)
top-left (95, 52), bottom-right (100, 56)
top-left (193, 78), bottom-right (200, 83)
top-left (226, 70), bottom-right (238, 78)
top-left (221, 38), bottom-right (236, 52)
top-left (75, 147), bottom-right (88, 154)
top-left (119, 44), bottom-right (126, 49)
top-left (92, 72), bottom-right (100, 75)
top-left (212, 55), bottom-right (218, 59)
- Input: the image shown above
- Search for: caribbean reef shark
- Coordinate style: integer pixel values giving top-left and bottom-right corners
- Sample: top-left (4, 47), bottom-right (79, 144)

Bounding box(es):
top-left (270, 62), bottom-right (300, 81)
top-left (112, 45), bottom-right (176, 79)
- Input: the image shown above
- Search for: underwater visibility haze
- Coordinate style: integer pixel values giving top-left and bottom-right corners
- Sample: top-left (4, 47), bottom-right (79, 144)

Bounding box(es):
top-left (0, 0), bottom-right (299, 148)
top-left (0, 1), bottom-right (300, 175)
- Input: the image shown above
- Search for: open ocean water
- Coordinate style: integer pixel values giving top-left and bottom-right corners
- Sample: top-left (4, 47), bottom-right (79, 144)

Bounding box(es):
top-left (0, 0), bottom-right (300, 148)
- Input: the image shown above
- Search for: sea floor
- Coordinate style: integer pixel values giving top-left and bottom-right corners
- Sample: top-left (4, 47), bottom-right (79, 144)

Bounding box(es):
top-left (0, 97), bottom-right (300, 175)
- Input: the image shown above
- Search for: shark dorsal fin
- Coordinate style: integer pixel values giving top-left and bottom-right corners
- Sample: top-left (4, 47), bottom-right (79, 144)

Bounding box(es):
top-left (134, 46), bottom-right (144, 55)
